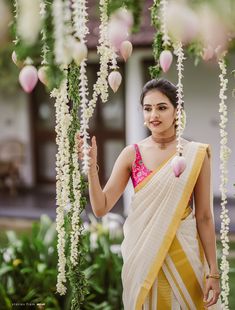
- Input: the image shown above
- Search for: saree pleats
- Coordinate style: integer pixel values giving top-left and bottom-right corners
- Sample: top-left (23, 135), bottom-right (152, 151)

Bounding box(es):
top-left (121, 142), bottom-right (222, 310)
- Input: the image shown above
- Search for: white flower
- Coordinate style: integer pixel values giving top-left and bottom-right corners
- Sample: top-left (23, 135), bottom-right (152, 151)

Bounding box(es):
top-left (218, 56), bottom-right (230, 308)
top-left (110, 244), bottom-right (122, 256)
top-left (160, 0), bottom-right (171, 48)
top-left (174, 41), bottom-right (186, 155)
top-left (51, 71), bottom-right (72, 295)
top-left (90, 232), bottom-right (98, 250)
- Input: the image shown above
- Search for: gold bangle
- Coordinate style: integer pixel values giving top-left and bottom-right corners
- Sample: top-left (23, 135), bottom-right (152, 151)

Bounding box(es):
top-left (206, 273), bottom-right (221, 279)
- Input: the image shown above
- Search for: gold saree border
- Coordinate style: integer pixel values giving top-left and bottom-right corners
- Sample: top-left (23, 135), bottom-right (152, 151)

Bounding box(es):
top-left (135, 143), bottom-right (208, 310)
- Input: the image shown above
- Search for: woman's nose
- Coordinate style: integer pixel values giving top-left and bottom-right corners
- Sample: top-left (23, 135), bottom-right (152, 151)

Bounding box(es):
top-left (151, 109), bottom-right (160, 118)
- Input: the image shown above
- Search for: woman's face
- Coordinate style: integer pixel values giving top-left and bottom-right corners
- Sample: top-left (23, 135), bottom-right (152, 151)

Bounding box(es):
top-left (143, 89), bottom-right (176, 134)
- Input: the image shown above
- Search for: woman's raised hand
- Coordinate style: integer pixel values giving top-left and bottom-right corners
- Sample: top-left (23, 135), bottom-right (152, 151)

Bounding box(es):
top-left (76, 134), bottom-right (97, 168)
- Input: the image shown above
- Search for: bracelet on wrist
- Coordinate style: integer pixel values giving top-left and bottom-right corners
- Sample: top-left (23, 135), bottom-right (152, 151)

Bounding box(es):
top-left (206, 272), bottom-right (221, 280)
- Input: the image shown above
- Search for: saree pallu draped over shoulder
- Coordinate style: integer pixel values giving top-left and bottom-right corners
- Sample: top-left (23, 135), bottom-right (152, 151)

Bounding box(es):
top-left (121, 142), bottom-right (221, 310)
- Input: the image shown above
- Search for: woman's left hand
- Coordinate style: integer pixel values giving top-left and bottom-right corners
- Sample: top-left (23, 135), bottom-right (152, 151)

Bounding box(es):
top-left (203, 278), bottom-right (221, 308)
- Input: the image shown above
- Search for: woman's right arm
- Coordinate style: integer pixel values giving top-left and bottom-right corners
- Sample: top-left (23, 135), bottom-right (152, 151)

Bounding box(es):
top-left (87, 136), bottom-right (134, 218)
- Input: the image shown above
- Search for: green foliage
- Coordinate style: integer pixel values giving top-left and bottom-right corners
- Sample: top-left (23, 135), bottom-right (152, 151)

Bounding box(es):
top-left (41, 0), bottom-right (64, 90)
top-left (107, 0), bottom-right (144, 33)
top-left (186, 41), bottom-right (203, 66)
top-left (0, 215), bottom-right (64, 309)
top-left (66, 62), bottom-right (89, 309)
top-left (0, 44), bottom-right (19, 95)
top-left (0, 215), bottom-right (124, 310)
top-left (149, 0), bottom-right (164, 79)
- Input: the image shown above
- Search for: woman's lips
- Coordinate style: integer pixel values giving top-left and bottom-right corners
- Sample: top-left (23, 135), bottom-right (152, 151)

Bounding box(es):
top-left (150, 121), bottom-right (161, 126)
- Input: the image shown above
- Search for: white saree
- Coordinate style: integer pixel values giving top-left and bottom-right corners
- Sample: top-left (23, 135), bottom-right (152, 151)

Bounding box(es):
top-left (121, 141), bottom-right (221, 310)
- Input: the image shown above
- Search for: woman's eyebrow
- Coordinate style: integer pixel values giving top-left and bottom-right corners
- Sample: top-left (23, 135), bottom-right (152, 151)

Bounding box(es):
top-left (143, 102), bottom-right (168, 106)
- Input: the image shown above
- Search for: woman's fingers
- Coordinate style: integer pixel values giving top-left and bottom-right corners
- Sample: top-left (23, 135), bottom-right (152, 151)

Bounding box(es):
top-left (205, 290), bottom-right (220, 307)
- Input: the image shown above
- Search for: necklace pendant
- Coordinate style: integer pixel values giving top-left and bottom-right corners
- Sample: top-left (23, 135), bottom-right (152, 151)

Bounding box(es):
top-left (160, 143), bottom-right (166, 150)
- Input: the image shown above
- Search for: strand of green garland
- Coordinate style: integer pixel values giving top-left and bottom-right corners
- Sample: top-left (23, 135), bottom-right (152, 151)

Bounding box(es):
top-left (40, 0), bottom-right (64, 90)
top-left (149, 0), bottom-right (163, 78)
top-left (67, 61), bottom-right (89, 309)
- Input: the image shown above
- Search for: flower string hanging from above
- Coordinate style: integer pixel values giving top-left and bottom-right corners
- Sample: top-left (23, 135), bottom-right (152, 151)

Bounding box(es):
top-left (171, 41), bottom-right (186, 177)
top-left (218, 54), bottom-right (231, 309)
top-left (156, 0), bottom-right (186, 177)
top-left (159, 0), bottom-right (173, 73)
top-left (80, 4), bottom-right (133, 174)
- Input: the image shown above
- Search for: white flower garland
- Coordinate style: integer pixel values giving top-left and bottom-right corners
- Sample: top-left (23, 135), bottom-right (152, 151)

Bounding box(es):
top-left (52, 0), bottom-right (72, 65)
top-left (160, 0), bottom-right (171, 48)
top-left (39, 0), bottom-right (48, 65)
top-left (52, 0), bottom-right (65, 64)
top-left (80, 0), bottom-right (113, 174)
top-left (70, 137), bottom-right (82, 266)
top-left (13, 0), bottom-right (19, 46)
top-left (218, 56), bottom-right (231, 308)
top-left (71, 0), bottom-right (91, 173)
top-left (174, 41), bottom-right (185, 155)
top-left (51, 72), bottom-right (72, 295)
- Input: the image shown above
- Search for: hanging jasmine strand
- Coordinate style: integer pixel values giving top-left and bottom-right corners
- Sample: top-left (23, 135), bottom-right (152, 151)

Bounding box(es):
top-left (174, 41), bottom-right (185, 156)
top-left (160, 0), bottom-right (170, 48)
top-left (170, 41), bottom-right (186, 178)
top-left (51, 71), bottom-right (72, 295)
top-left (81, 0), bottom-right (113, 174)
top-left (218, 56), bottom-right (231, 309)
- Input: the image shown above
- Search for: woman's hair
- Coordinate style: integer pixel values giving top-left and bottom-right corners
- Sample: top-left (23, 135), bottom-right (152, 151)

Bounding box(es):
top-left (140, 78), bottom-right (182, 108)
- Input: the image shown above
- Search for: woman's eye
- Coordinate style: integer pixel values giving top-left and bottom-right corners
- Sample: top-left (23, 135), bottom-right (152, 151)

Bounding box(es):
top-left (159, 106), bottom-right (167, 110)
top-left (144, 107), bottom-right (151, 112)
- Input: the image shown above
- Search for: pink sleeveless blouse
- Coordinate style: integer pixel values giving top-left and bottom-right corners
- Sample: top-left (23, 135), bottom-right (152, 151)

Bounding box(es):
top-left (130, 144), bottom-right (193, 206)
top-left (130, 144), bottom-right (152, 188)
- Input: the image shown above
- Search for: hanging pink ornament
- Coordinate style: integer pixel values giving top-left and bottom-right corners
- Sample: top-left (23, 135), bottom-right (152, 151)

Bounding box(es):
top-left (72, 42), bottom-right (88, 65)
top-left (111, 8), bottom-right (133, 29)
top-left (19, 65), bottom-right (38, 93)
top-left (120, 41), bottom-right (133, 62)
top-left (108, 20), bottom-right (129, 51)
top-left (198, 5), bottom-right (228, 52)
top-left (202, 45), bottom-right (214, 61)
top-left (38, 66), bottom-right (48, 86)
top-left (159, 50), bottom-right (173, 73)
top-left (108, 71), bottom-right (122, 93)
top-left (171, 155), bottom-right (186, 178)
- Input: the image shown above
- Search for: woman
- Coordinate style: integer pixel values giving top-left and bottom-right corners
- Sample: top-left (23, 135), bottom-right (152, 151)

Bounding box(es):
top-left (78, 78), bottom-right (221, 309)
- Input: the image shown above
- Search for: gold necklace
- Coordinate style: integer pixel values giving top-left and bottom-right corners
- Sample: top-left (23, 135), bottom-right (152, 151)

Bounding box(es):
top-left (151, 134), bottom-right (176, 150)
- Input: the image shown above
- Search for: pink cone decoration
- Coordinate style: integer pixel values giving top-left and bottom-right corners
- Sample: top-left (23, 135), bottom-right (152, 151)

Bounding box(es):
top-left (108, 21), bottom-right (129, 51)
top-left (19, 65), bottom-right (38, 93)
top-left (202, 45), bottom-right (214, 61)
top-left (159, 50), bottom-right (173, 73)
top-left (112, 8), bottom-right (133, 29)
top-left (171, 155), bottom-right (186, 178)
top-left (120, 40), bottom-right (133, 62)
top-left (72, 41), bottom-right (88, 65)
top-left (108, 71), bottom-right (122, 93)
top-left (38, 66), bottom-right (48, 86)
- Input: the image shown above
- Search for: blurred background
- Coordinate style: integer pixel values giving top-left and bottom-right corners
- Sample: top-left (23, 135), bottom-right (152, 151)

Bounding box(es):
top-left (0, 0), bottom-right (234, 309)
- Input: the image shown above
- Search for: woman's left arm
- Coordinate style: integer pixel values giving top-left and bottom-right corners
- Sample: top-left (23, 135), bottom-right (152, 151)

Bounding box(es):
top-left (194, 148), bottom-right (221, 307)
